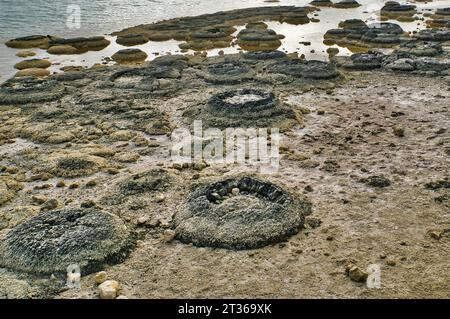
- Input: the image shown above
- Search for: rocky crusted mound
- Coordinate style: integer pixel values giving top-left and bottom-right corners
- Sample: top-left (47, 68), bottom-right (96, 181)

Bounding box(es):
top-left (111, 48), bottom-right (148, 64)
top-left (332, 37), bottom-right (450, 76)
top-left (266, 59), bottom-right (340, 80)
top-left (49, 154), bottom-right (107, 178)
top-left (107, 55), bottom-right (187, 96)
top-left (380, 1), bottom-right (417, 22)
top-left (47, 36), bottom-right (110, 53)
top-left (0, 208), bottom-right (132, 274)
top-left (173, 176), bottom-right (312, 250)
top-left (113, 6), bottom-right (313, 42)
top-left (0, 77), bottom-right (67, 105)
top-left (236, 22), bottom-right (284, 51)
top-left (324, 20), bottom-right (407, 49)
top-left (333, 0), bottom-right (360, 9)
top-left (310, 0), bottom-right (333, 7)
top-left (195, 60), bottom-right (255, 84)
top-left (119, 169), bottom-right (171, 197)
top-left (5, 35), bottom-right (55, 49)
top-left (116, 34), bottom-right (150, 46)
top-left (412, 29), bottom-right (450, 42)
top-left (426, 7), bottom-right (450, 29)
top-left (179, 26), bottom-right (235, 51)
top-left (242, 50), bottom-right (287, 60)
top-left (183, 88), bottom-right (303, 130)
top-left (14, 59), bottom-right (51, 70)
top-left (100, 169), bottom-right (173, 205)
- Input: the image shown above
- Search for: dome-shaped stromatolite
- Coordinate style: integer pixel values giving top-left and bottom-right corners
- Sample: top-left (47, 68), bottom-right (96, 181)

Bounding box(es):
top-left (0, 208), bottom-right (132, 274)
top-left (196, 60), bottom-right (255, 84)
top-left (310, 0), bottom-right (333, 7)
top-left (412, 29), bottom-right (450, 42)
top-left (380, 1), bottom-right (416, 22)
top-left (15, 68), bottom-right (51, 78)
top-left (173, 176), bottom-right (312, 250)
top-left (14, 59), bottom-right (51, 70)
top-left (49, 154), bottom-right (107, 178)
top-left (47, 45), bottom-right (79, 55)
top-left (5, 35), bottom-right (53, 49)
top-left (179, 26), bottom-right (234, 51)
top-left (324, 21), bottom-right (406, 49)
top-left (183, 88), bottom-right (303, 130)
top-left (333, 0), bottom-right (361, 9)
top-left (0, 78), bottom-right (66, 105)
top-left (242, 50), bottom-right (287, 60)
top-left (116, 34), bottom-right (149, 46)
top-left (112, 48), bottom-right (148, 64)
top-left (267, 59), bottom-right (340, 79)
top-left (48, 36), bottom-right (110, 52)
top-left (236, 24), bottom-right (284, 51)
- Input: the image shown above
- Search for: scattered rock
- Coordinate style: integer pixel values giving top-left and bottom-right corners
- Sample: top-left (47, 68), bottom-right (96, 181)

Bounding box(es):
top-left (361, 175), bottom-right (392, 188)
top-left (346, 264), bottom-right (368, 282)
top-left (163, 229), bottom-right (176, 242)
top-left (95, 271), bottom-right (108, 285)
top-left (98, 280), bottom-right (120, 299)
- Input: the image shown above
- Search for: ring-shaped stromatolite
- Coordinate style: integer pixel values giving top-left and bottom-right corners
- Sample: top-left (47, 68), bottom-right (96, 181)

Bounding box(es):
top-left (173, 176), bottom-right (312, 250)
top-left (183, 88), bottom-right (303, 130)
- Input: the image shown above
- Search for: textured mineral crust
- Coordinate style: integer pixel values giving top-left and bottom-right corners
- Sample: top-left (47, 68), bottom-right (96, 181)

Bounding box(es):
top-left (380, 1), bottom-right (417, 22)
top-left (236, 22), bottom-right (284, 51)
top-left (0, 208), bottom-right (132, 274)
top-left (173, 176), bottom-right (312, 249)
top-left (47, 36), bottom-right (111, 53)
top-left (183, 88), bottom-right (303, 130)
top-left (111, 49), bottom-right (148, 64)
top-left (324, 20), bottom-right (407, 50)
top-left (5, 35), bottom-right (55, 49)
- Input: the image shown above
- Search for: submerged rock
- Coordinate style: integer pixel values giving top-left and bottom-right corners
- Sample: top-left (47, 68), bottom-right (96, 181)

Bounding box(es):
top-left (111, 48), bottom-right (148, 64)
top-left (310, 0), bottom-right (333, 7)
top-left (116, 34), bottom-right (149, 46)
top-left (113, 6), bottom-right (313, 41)
top-left (380, 1), bottom-right (417, 22)
top-left (47, 44), bottom-right (79, 55)
top-left (237, 23), bottom-right (284, 51)
top-left (0, 208), bottom-right (132, 274)
top-left (14, 59), bottom-right (51, 70)
top-left (48, 36), bottom-right (110, 53)
top-left (179, 26), bottom-right (234, 51)
top-left (173, 176), bottom-right (312, 250)
top-left (334, 0), bottom-right (360, 9)
top-left (324, 21), bottom-right (406, 49)
top-left (5, 35), bottom-right (54, 49)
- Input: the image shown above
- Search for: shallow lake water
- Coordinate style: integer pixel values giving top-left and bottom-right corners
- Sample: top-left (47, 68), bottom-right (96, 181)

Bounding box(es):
top-left (0, 0), bottom-right (449, 82)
